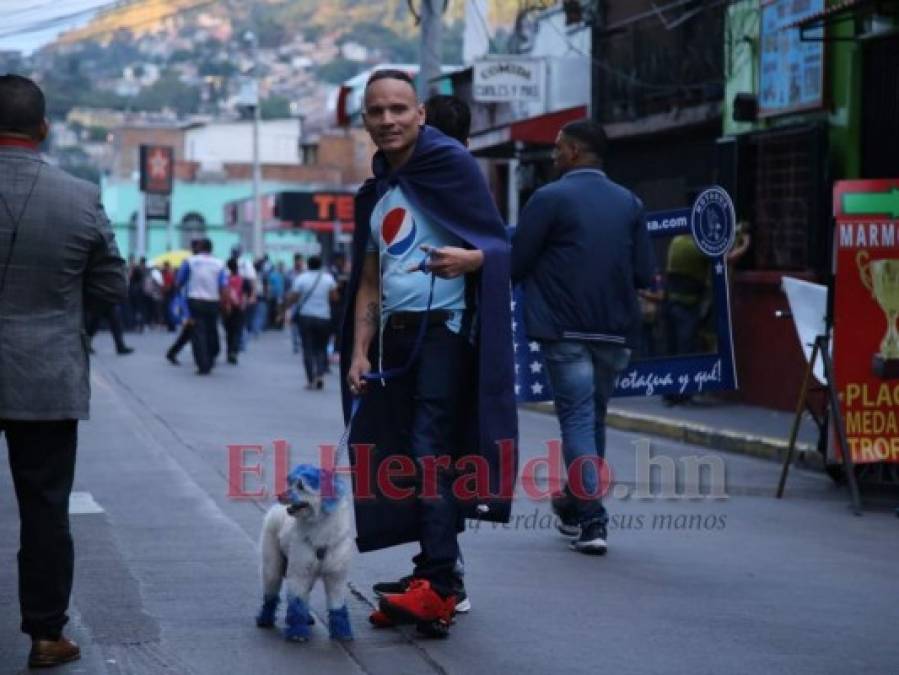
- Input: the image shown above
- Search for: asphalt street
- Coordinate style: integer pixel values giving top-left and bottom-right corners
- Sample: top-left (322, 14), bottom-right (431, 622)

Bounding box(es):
top-left (1, 329), bottom-right (897, 675)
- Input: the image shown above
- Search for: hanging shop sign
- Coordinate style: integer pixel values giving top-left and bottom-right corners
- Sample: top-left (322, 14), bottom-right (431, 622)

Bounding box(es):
top-left (759, 0), bottom-right (825, 117)
top-left (473, 57), bottom-right (544, 103)
top-left (139, 144), bottom-right (174, 195)
top-left (224, 190), bottom-right (355, 233)
top-left (144, 193), bottom-right (171, 222)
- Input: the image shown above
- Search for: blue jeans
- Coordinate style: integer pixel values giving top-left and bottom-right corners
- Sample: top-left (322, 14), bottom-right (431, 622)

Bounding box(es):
top-left (542, 340), bottom-right (630, 525)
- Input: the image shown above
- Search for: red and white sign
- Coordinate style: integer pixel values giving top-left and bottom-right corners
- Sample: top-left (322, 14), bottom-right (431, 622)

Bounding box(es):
top-left (832, 179), bottom-right (899, 464)
top-left (139, 145), bottom-right (174, 195)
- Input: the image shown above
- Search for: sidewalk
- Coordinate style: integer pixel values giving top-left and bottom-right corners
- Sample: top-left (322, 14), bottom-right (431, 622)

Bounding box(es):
top-left (529, 394), bottom-right (825, 468)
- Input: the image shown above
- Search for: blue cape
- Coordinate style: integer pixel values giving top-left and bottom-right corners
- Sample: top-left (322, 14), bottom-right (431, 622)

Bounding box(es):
top-left (340, 125), bottom-right (519, 552)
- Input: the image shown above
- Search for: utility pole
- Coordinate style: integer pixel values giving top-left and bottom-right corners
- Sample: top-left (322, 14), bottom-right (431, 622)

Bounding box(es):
top-left (245, 30), bottom-right (263, 259)
top-left (252, 89), bottom-right (262, 258)
top-left (589, 0), bottom-right (604, 124)
top-left (136, 188), bottom-right (147, 259)
top-left (418, 0), bottom-right (444, 100)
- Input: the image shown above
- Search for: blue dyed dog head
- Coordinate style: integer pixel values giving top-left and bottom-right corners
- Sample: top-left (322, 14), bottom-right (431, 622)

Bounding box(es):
top-left (277, 464), bottom-right (348, 517)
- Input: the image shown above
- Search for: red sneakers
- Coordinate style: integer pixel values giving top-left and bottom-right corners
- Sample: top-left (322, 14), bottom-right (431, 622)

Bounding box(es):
top-left (378, 579), bottom-right (456, 635)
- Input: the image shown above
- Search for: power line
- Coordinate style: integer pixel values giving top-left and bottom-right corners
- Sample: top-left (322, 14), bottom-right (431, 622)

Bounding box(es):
top-left (542, 2), bottom-right (727, 94)
top-left (0, 0), bottom-right (122, 39)
top-left (5, 0), bottom-right (89, 20)
top-left (0, 6), bottom-right (109, 40)
top-left (0, 0), bottom-right (220, 44)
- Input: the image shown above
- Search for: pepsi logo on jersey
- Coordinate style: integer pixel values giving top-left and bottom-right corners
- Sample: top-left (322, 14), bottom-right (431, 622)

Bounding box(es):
top-left (381, 207), bottom-right (417, 256)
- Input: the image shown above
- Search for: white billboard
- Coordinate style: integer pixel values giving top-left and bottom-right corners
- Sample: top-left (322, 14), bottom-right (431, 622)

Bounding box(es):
top-left (473, 58), bottom-right (544, 103)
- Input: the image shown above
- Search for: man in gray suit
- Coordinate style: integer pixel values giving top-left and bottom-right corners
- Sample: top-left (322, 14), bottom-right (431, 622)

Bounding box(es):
top-left (0, 75), bottom-right (127, 668)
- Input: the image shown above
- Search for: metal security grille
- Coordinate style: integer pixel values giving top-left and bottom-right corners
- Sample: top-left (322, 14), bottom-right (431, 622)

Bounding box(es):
top-left (862, 35), bottom-right (899, 179)
top-left (750, 125), bottom-right (827, 271)
top-left (598, 2), bottom-right (725, 124)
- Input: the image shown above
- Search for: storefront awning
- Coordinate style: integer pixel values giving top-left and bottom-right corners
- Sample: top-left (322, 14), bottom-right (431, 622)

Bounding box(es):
top-left (469, 106), bottom-right (587, 158)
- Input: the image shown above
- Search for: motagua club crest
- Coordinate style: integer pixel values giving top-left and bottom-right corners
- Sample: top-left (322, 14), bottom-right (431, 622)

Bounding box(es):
top-left (690, 186), bottom-right (736, 258)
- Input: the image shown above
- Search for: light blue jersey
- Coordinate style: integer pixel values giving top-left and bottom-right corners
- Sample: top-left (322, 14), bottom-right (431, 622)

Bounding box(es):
top-left (368, 185), bottom-right (466, 332)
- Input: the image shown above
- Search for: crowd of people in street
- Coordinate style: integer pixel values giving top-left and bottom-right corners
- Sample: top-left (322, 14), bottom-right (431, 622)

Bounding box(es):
top-left (2, 69), bottom-right (673, 666)
top-left (84, 239), bottom-right (351, 382)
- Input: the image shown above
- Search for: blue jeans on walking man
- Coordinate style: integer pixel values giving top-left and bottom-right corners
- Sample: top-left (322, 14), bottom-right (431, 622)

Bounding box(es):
top-left (542, 340), bottom-right (630, 526)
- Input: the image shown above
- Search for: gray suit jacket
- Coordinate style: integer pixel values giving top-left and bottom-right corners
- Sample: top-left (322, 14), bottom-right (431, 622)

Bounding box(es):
top-left (0, 145), bottom-right (127, 421)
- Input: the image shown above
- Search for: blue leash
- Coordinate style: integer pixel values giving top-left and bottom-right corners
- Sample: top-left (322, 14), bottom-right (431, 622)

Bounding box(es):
top-left (334, 259), bottom-right (491, 518)
top-left (335, 257), bottom-right (437, 464)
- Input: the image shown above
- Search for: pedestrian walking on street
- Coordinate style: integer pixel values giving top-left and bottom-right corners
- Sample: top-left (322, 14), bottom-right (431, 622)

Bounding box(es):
top-left (283, 255), bottom-right (337, 389)
top-left (512, 120), bottom-right (654, 555)
top-left (341, 70), bottom-right (517, 636)
top-left (267, 261), bottom-right (286, 329)
top-left (165, 239), bottom-right (201, 366)
top-left (222, 257), bottom-right (249, 365)
top-left (0, 74), bottom-right (127, 668)
top-left (176, 237), bottom-right (226, 375)
top-left (128, 257), bottom-right (148, 332)
top-left (160, 261), bottom-right (177, 331)
top-left (285, 253), bottom-right (305, 353)
top-left (85, 304), bottom-right (133, 355)
top-left (424, 93), bottom-right (471, 147)
top-left (327, 252), bottom-right (349, 369)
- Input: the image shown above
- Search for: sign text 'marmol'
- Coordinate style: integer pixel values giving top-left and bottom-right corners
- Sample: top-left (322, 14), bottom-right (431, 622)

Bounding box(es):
top-left (839, 222), bottom-right (898, 249)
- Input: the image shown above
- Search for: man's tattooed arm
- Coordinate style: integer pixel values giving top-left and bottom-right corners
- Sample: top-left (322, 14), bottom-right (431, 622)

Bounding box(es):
top-left (362, 301), bottom-right (379, 328)
top-left (351, 252), bottom-right (380, 370)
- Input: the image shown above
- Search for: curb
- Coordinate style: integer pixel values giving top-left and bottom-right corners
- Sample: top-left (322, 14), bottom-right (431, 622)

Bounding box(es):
top-left (523, 402), bottom-right (824, 470)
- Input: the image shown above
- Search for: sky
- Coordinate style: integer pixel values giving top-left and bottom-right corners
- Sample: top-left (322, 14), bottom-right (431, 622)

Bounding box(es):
top-left (0, 0), bottom-right (121, 54)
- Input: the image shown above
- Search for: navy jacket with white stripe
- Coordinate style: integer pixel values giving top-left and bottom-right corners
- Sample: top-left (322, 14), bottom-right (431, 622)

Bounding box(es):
top-left (511, 167), bottom-right (654, 346)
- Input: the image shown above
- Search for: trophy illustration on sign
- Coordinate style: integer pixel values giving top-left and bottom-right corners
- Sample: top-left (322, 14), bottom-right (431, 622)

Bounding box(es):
top-left (857, 251), bottom-right (899, 379)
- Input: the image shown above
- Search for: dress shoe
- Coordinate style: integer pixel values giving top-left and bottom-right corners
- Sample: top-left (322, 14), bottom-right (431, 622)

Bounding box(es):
top-left (166, 352), bottom-right (179, 365)
top-left (116, 346), bottom-right (134, 355)
top-left (28, 636), bottom-right (80, 668)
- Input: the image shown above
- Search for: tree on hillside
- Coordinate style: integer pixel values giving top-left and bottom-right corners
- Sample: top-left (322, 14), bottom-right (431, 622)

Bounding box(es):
top-left (316, 58), bottom-right (367, 85)
top-left (261, 96), bottom-right (292, 119)
top-left (131, 71), bottom-right (200, 115)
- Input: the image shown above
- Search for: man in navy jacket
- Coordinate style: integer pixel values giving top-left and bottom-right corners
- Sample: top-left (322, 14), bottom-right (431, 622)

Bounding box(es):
top-left (512, 120), bottom-right (653, 555)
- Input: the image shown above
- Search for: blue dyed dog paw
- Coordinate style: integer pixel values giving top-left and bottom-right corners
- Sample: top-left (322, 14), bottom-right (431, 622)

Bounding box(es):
top-left (283, 597), bottom-right (311, 642)
top-left (328, 605), bottom-right (354, 641)
top-left (256, 595), bottom-right (279, 628)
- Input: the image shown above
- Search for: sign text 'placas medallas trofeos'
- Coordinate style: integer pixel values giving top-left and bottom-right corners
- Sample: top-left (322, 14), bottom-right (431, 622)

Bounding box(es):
top-left (833, 179), bottom-right (899, 464)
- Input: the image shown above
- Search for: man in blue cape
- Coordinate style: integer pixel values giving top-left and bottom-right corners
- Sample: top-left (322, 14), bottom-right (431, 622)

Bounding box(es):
top-left (339, 70), bottom-right (517, 634)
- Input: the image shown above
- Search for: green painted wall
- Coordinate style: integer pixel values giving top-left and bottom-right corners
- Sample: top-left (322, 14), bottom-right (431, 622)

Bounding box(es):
top-left (723, 1), bottom-right (760, 138)
top-left (101, 178), bottom-right (322, 265)
top-left (722, 0), bottom-right (874, 180)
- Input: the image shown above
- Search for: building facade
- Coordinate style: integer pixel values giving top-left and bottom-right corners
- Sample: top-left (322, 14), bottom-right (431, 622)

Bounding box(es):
top-left (719, 0), bottom-right (899, 410)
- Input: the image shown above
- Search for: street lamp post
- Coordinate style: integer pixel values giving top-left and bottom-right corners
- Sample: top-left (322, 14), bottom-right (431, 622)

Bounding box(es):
top-left (252, 86), bottom-right (262, 259)
top-left (418, 0), bottom-right (444, 100)
top-left (245, 30), bottom-right (263, 259)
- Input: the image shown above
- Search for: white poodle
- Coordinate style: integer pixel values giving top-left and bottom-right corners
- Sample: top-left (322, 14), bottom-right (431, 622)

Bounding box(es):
top-left (255, 464), bottom-right (354, 641)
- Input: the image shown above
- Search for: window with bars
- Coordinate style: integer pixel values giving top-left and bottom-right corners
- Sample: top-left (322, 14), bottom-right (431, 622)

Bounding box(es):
top-left (747, 125), bottom-right (827, 272)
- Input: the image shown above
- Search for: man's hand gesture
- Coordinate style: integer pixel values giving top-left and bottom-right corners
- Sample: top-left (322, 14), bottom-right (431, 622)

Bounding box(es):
top-left (407, 244), bottom-right (484, 279)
